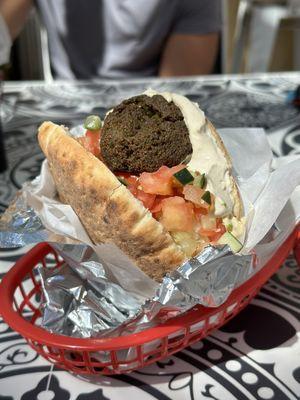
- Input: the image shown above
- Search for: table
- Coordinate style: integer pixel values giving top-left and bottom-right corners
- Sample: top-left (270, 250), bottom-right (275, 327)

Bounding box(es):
top-left (0, 73), bottom-right (300, 400)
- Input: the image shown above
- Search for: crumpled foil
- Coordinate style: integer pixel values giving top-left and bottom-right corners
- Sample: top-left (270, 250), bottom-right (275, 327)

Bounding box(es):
top-left (38, 242), bottom-right (253, 338)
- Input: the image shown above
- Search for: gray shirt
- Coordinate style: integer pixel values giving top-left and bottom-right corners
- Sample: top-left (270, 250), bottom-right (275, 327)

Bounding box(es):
top-left (37, 0), bottom-right (221, 79)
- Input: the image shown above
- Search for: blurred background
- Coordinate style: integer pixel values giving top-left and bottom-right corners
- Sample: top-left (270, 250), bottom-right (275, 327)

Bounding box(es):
top-left (1, 0), bottom-right (299, 81)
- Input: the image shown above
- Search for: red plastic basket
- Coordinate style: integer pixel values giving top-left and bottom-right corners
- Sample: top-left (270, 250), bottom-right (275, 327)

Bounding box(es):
top-left (0, 227), bottom-right (299, 375)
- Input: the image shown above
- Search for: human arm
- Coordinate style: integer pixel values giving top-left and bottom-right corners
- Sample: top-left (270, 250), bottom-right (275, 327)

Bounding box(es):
top-left (159, 32), bottom-right (219, 77)
top-left (159, 0), bottom-right (221, 77)
top-left (0, 0), bottom-right (33, 40)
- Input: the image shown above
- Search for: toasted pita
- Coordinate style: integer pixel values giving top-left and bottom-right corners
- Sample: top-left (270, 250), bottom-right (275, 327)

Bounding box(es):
top-left (38, 121), bottom-right (185, 281)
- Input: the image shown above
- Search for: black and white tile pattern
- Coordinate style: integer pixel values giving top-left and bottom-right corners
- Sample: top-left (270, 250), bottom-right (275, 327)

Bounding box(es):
top-left (0, 73), bottom-right (299, 399)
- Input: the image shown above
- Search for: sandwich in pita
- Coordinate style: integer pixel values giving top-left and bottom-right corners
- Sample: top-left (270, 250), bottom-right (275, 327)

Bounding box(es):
top-left (38, 90), bottom-right (245, 281)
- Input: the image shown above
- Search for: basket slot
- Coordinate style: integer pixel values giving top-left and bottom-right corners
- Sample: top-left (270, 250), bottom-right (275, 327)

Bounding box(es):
top-left (208, 312), bottom-right (222, 327)
top-left (29, 308), bottom-right (42, 325)
top-left (29, 342), bottom-right (60, 364)
top-left (167, 328), bottom-right (188, 351)
top-left (29, 270), bottom-right (40, 290)
top-left (223, 302), bottom-right (239, 322)
top-left (19, 285), bottom-right (40, 314)
top-left (40, 250), bottom-right (63, 271)
top-left (141, 338), bottom-right (173, 366)
top-left (42, 348), bottom-right (142, 374)
top-left (40, 258), bottom-right (47, 269)
top-left (48, 250), bottom-right (64, 268)
top-left (142, 351), bottom-right (163, 366)
top-left (12, 286), bottom-right (23, 311)
top-left (188, 319), bottom-right (207, 344)
top-left (140, 342), bottom-right (163, 367)
top-left (18, 282), bottom-right (27, 303)
top-left (90, 355), bottom-right (111, 373)
top-left (15, 283), bottom-right (35, 313)
top-left (226, 302), bottom-right (238, 314)
top-left (190, 319), bottom-right (205, 333)
top-left (82, 351), bottom-right (95, 374)
top-left (116, 347), bottom-right (137, 363)
top-left (59, 349), bottom-right (91, 373)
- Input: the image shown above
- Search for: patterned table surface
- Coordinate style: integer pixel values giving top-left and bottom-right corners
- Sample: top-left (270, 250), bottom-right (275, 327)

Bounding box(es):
top-left (0, 73), bottom-right (300, 400)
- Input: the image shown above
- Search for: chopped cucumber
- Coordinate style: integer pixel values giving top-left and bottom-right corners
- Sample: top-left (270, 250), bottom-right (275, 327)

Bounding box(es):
top-left (226, 223), bottom-right (233, 232)
top-left (173, 168), bottom-right (194, 185)
top-left (201, 190), bottom-right (211, 205)
top-left (194, 173), bottom-right (206, 189)
top-left (218, 232), bottom-right (243, 253)
top-left (84, 115), bottom-right (102, 131)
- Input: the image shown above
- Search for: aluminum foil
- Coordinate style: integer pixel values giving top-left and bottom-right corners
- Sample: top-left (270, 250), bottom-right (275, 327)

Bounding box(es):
top-left (38, 242), bottom-right (253, 339)
top-left (0, 192), bottom-right (80, 247)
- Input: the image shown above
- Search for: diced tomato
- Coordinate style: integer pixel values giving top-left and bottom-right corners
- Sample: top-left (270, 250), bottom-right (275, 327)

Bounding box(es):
top-left (213, 219), bottom-right (226, 242)
top-left (201, 214), bottom-right (217, 230)
top-left (198, 228), bottom-right (218, 240)
top-left (127, 184), bottom-right (156, 210)
top-left (198, 223), bottom-right (226, 242)
top-left (139, 168), bottom-right (172, 195)
top-left (182, 184), bottom-right (205, 206)
top-left (160, 196), bottom-right (195, 232)
top-left (194, 206), bottom-right (209, 217)
top-left (77, 129), bottom-right (101, 157)
top-left (136, 190), bottom-right (156, 210)
top-left (149, 196), bottom-right (165, 213)
top-left (139, 165), bottom-right (185, 195)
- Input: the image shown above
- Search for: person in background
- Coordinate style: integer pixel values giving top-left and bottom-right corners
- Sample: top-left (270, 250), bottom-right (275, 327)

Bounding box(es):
top-left (0, 0), bottom-right (221, 79)
top-left (0, 0), bottom-right (32, 66)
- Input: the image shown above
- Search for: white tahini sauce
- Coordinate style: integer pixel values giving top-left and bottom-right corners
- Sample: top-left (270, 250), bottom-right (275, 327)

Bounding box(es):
top-left (144, 89), bottom-right (234, 218)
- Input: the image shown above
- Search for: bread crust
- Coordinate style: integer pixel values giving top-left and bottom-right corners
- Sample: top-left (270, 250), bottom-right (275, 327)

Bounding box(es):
top-left (38, 121), bottom-right (185, 281)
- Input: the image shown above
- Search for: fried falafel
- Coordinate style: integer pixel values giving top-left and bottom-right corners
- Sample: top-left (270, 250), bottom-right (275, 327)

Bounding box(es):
top-left (100, 94), bottom-right (192, 173)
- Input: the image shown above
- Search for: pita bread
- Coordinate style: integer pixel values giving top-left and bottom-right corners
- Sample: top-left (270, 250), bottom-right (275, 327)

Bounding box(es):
top-left (38, 121), bottom-right (185, 281)
top-left (38, 114), bottom-right (244, 281)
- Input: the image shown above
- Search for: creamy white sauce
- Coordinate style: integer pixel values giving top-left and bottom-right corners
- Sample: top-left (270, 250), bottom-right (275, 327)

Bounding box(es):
top-left (223, 216), bottom-right (245, 241)
top-left (144, 89), bottom-right (234, 217)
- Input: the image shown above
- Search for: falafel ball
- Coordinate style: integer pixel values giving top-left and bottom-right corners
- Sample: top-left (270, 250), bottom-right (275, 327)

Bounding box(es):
top-left (100, 94), bottom-right (192, 173)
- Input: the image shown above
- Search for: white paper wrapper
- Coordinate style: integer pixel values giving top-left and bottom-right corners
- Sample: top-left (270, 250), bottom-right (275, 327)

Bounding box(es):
top-left (23, 127), bottom-right (300, 262)
top-left (1, 127), bottom-right (300, 340)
